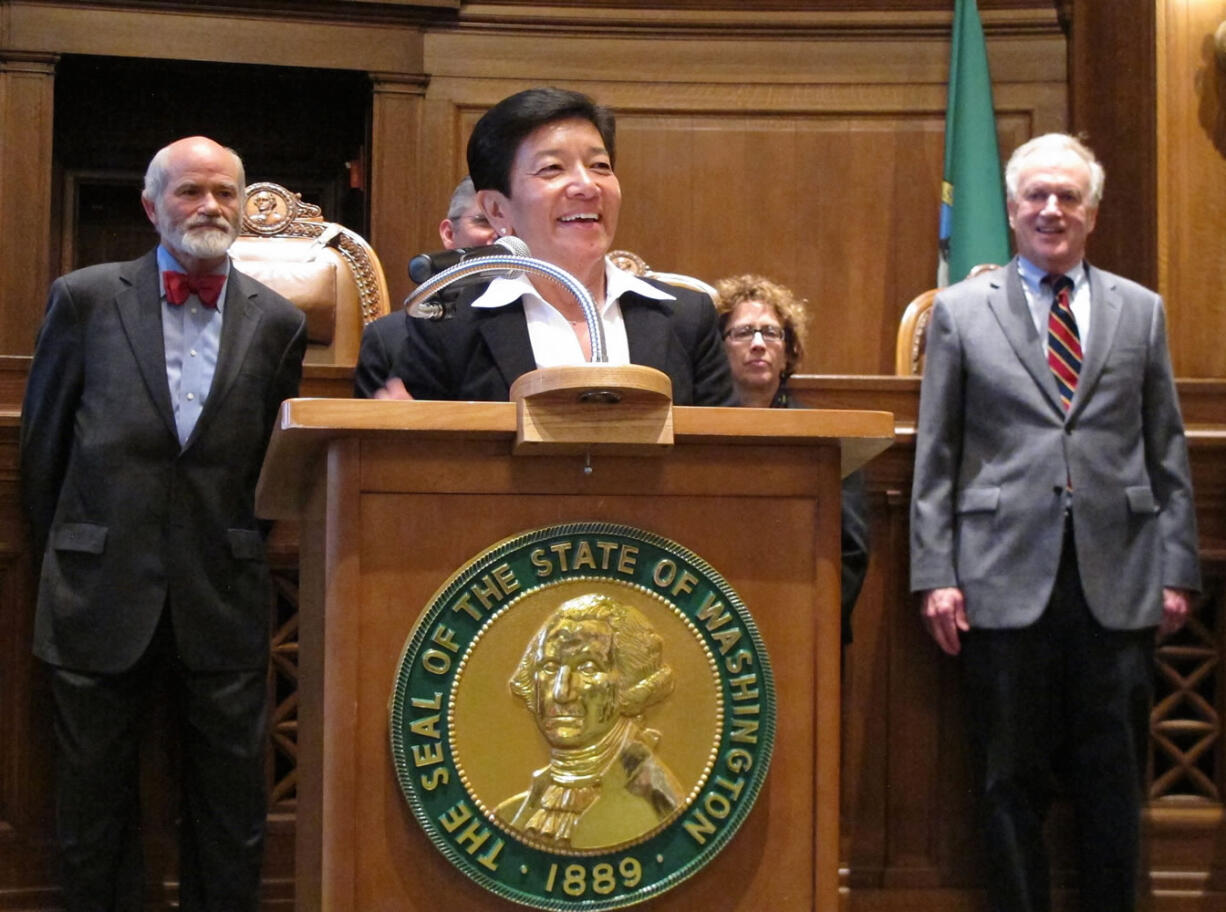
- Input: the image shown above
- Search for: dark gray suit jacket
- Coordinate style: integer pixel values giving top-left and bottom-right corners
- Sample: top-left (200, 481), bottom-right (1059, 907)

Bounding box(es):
top-left (354, 279), bottom-right (736, 406)
top-left (910, 258), bottom-right (1200, 630)
top-left (21, 250), bottom-right (307, 673)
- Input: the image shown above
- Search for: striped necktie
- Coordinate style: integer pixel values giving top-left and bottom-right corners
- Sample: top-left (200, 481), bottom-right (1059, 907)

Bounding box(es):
top-left (1045, 273), bottom-right (1080, 411)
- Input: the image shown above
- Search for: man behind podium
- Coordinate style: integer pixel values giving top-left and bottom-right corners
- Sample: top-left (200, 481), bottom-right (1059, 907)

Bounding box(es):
top-left (354, 176), bottom-right (497, 395)
top-left (20, 136), bottom-right (307, 911)
top-left (910, 133), bottom-right (1199, 911)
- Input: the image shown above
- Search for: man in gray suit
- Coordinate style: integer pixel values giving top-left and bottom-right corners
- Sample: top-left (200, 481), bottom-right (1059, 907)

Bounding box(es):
top-left (21, 136), bottom-right (307, 911)
top-left (910, 133), bottom-right (1199, 911)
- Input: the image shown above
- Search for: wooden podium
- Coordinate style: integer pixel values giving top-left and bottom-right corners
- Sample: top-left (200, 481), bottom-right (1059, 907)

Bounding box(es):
top-left (256, 397), bottom-right (893, 911)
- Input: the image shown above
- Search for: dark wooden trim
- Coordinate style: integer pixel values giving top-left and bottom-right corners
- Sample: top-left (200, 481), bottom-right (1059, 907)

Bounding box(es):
top-left (1068, 0), bottom-right (1158, 289)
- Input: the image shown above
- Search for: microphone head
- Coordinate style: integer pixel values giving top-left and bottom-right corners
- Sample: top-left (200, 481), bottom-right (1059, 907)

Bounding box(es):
top-left (493, 235), bottom-right (531, 258)
top-left (407, 236), bottom-right (532, 283)
top-left (407, 251), bottom-right (442, 284)
top-left (404, 234), bottom-right (535, 319)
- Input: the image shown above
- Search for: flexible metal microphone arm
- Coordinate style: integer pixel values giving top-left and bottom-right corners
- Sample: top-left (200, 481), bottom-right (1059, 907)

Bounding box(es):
top-left (403, 255), bottom-right (607, 363)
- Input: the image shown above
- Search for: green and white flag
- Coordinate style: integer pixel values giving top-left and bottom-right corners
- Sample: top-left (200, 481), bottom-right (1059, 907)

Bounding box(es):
top-left (938, 0), bottom-right (1011, 286)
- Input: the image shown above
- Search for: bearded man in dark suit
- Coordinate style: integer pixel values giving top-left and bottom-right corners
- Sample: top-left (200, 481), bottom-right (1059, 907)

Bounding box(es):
top-left (21, 136), bottom-right (307, 912)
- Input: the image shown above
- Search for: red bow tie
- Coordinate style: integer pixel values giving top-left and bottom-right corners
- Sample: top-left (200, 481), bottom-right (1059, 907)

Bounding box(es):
top-left (163, 271), bottom-right (224, 308)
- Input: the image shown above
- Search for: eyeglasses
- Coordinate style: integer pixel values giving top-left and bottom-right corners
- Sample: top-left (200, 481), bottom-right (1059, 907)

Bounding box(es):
top-left (724, 324), bottom-right (785, 343)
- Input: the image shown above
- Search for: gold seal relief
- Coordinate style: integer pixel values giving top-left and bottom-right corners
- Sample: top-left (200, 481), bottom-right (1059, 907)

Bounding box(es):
top-left (390, 523), bottom-right (776, 910)
top-left (496, 593), bottom-right (683, 847)
top-left (451, 579), bottom-right (722, 855)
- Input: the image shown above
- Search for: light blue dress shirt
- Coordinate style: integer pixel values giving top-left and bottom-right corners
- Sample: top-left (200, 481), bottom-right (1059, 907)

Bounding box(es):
top-left (157, 245), bottom-right (228, 446)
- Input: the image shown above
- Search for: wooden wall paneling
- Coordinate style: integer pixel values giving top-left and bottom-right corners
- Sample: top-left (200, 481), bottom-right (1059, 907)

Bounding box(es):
top-left (422, 11), bottom-right (1065, 374)
top-left (815, 447), bottom-right (847, 909)
top-left (454, 3), bottom-right (1055, 36)
top-left (1155, 0), bottom-right (1226, 378)
top-left (295, 439), bottom-right (364, 911)
top-left (1067, 0), bottom-right (1226, 381)
top-left (877, 443), bottom-right (953, 889)
top-left (1, 2), bottom-right (431, 360)
top-left (0, 2), bottom-right (427, 74)
top-left (614, 114), bottom-right (930, 376)
top-left (1069, 0), bottom-right (1159, 298)
top-left (370, 72), bottom-right (430, 314)
top-left (0, 359), bottom-right (30, 412)
top-left (0, 415), bottom-right (57, 910)
top-left (840, 483), bottom-right (906, 889)
top-left (0, 53), bottom-right (55, 356)
top-left (412, 95), bottom-right (473, 264)
top-left (463, 1), bottom-right (1051, 14)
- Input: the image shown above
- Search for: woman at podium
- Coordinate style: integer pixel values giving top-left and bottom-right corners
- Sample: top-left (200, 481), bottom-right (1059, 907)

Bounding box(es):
top-left (358, 86), bottom-right (735, 406)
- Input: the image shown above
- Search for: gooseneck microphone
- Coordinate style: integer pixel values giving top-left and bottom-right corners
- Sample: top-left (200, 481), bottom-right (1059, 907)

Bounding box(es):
top-left (403, 238), bottom-right (604, 358)
top-left (407, 236), bottom-right (531, 284)
top-left (404, 235), bottom-right (536, 321)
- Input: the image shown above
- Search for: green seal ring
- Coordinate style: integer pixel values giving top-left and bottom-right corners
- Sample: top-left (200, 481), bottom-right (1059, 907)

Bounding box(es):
top-left (389, 522), bottom-right (776, 910)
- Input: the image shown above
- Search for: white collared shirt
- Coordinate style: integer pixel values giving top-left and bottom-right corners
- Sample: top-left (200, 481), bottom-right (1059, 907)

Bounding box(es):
top-left (1017, 256), bottom-right (1091, 358)
top-left (469, 258), bottom-right (676, 368)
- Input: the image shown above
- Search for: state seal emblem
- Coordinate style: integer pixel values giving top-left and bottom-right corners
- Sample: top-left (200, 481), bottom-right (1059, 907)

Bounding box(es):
top-left (389, 522), bottom-right (776, 909)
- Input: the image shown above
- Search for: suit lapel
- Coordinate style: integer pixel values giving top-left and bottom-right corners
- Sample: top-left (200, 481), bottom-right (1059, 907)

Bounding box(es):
top-left (1067, 263), bottom-right (1121, 419)
top-left (115, 251), bottom-right (178, 442)
top-left (476, 299), bottom-right (537, 390)
top-left (622, 293), bottom-right (672, 372)
top-left (987, 258), bottom-right (1064, 415)
top-left (185, 267), bottom-right (263, 449)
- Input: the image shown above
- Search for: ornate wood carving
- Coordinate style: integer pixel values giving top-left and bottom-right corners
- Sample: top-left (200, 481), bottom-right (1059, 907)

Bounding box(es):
top-left (268, 568), bottom-right (300, 812)
top-left (1152, 564), bottom-right (1223, 803)
top-left (239, 182), bottom-right (390, 327)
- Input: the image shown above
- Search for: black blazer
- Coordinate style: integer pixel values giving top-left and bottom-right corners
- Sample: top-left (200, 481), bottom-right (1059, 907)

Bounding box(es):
top-left (354, 279), bottom-right (736, 406)
top-left (21, 250), bottom-right (307, 673)
top-left (354, 307), bottom-right (410, 398)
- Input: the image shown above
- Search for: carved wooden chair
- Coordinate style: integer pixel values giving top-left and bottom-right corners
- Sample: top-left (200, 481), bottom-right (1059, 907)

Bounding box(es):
top-left (230, 182), bottom-right (391, 366)
top-left (608, 249), bottom-right (721, 303)
top-left (895, 263), bottom-right (1001, 376)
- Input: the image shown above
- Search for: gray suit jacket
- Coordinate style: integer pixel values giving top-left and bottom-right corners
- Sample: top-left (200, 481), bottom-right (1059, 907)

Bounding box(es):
top-left (21, 250), bottom-right (307, 673)
top-left (910, 258), bottom-right (1199, 630)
